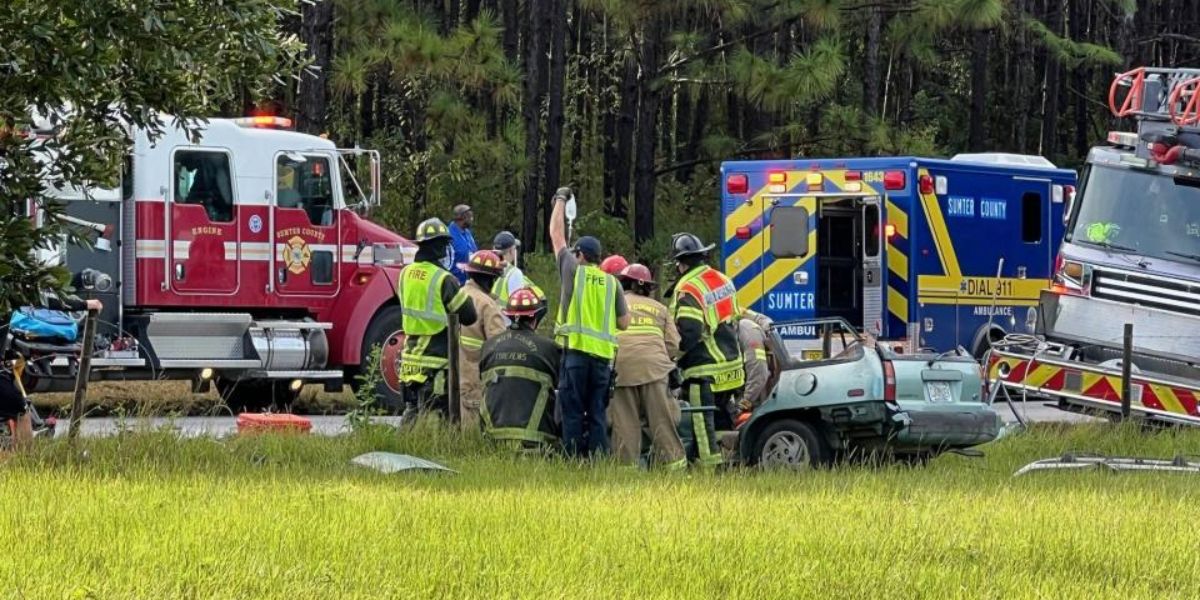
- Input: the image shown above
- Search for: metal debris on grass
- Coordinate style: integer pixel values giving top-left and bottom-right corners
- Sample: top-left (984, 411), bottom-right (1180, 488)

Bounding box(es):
top-left (351, 452), bottom-right (457, 474)
top-left (1015, 453), bottom-right (1200, 477)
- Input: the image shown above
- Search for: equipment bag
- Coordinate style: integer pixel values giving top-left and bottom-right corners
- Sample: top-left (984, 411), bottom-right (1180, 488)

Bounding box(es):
top-left (9, 307), bottom-right (79, 343)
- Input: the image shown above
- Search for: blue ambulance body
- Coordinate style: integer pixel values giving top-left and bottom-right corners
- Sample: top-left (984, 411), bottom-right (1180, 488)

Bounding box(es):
top-left (719, 155), bottom-right (1077, 356)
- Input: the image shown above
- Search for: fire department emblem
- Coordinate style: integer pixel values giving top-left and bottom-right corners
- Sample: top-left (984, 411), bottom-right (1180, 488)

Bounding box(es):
top-left (283, 235), bottom-right (312, 275)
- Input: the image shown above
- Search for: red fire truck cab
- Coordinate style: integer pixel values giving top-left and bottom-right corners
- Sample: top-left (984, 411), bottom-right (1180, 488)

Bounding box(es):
top-left (41, 116), bottom-right (412, 410)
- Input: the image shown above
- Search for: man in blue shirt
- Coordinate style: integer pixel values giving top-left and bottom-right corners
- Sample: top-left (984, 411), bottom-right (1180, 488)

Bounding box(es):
top-left (448, 204), bottom-right (478, 283)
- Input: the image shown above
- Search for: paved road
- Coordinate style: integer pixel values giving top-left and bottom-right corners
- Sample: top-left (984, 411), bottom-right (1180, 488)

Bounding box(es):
top-left (48, 401), bottom-right (1096, 438)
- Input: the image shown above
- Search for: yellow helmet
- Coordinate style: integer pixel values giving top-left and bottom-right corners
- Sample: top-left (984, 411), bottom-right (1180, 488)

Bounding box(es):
top-left (414, 218), bottom-right (451, 243)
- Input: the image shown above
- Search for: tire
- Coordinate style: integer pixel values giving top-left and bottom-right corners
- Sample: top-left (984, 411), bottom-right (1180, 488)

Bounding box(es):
top-left (215, 378), bottom-right (300, 413)
top-left (354, 305), bottom-right (406, 414)
top-left (752, 418), bottom-right (830, 471)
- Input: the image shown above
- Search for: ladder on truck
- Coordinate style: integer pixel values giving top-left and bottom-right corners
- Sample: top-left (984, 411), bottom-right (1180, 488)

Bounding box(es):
top-left (1110, 66), bottom-right (1200, 127)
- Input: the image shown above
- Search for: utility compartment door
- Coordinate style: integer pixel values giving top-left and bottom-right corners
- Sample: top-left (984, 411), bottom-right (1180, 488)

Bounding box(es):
top-left (168, 148), bottom-right (240, 295)
top-left (762, 197), bottom-right (819, 326)
top-left (272, 152), bottom-right (341, 298)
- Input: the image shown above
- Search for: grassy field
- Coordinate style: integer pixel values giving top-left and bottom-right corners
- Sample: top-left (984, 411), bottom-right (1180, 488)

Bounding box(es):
top-left (2, 422), bottom-right (1200, 598)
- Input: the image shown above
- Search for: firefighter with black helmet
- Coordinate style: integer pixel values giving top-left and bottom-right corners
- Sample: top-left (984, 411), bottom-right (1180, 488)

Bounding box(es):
top-left (458, 250), bottom-right (508, 431)
top-left (610, 263), bottom-right (686, 470)
top-left (480, 288), bottom-right (562, 450)
top-left (397, 217), bottom-right (478, 423)
top-left (669, 232), bottom-right (744, 469)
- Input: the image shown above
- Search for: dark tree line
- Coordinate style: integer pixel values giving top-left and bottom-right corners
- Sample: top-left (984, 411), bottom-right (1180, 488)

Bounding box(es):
top-left (278, 0), bottom-right (1200, 258)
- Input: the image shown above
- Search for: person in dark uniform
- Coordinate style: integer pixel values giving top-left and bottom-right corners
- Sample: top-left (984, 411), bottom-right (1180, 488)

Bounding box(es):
top-left (479, 288), bottom-right (562, 450)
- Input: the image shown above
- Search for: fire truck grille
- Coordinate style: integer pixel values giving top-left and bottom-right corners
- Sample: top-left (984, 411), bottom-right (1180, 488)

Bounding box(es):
top-left (1091, 267), bottom-right (1200, 318)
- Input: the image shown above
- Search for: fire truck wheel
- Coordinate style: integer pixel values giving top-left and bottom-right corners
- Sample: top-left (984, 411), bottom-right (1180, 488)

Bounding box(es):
top-left (215, 378), bottom-right (301, 413)
top-left (355, 305), bottom-right (406, 414)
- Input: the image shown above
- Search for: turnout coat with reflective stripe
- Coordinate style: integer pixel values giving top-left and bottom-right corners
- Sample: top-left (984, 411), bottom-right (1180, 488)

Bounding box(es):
top-left (614, 293), bottom-right (680, 388)
top-left (671, 265), bottom-right (744, 392)
top-left (480, 327), bottom-right (562, 445)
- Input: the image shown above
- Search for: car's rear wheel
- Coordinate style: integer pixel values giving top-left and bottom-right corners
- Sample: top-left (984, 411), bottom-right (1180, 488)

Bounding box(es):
top-left (753, 419), bottom-right (830, 471)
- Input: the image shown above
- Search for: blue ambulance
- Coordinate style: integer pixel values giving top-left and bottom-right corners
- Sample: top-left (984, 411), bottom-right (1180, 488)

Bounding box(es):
top-left (719, 154), bottom-right (1077, 357)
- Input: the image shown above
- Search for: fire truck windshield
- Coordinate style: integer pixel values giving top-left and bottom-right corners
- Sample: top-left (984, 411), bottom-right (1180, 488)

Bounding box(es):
top-left (1069, 164), bottom-right (1200, 264)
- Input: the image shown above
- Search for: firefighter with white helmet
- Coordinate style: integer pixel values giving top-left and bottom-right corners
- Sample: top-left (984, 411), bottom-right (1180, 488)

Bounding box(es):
top-left (669, 232), bottom-right (744, 469)
top-left (609, 263), bottom-right (686, 470)
top-left (398, 217), bottom-right (478, 423)
top-left (457, 250), bottom-right (508, 431)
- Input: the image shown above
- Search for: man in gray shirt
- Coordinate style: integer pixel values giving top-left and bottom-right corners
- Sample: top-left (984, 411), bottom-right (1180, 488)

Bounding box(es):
top-left (548, 187), bottom-right (630, 457)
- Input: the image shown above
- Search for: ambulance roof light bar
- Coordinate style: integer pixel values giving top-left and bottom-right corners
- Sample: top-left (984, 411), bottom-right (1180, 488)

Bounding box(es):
top-left (233, 116), bottom-right (294, 129)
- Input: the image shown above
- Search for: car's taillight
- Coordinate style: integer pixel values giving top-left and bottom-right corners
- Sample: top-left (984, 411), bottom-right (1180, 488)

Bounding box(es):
top-left (883, 361), bottom-right (896, 402)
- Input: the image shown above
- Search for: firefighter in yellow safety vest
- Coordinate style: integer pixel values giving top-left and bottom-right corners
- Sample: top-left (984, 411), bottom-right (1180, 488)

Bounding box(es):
top-left (398, 217), bottom-right (478, 424)
top-left (669, 232), bottom-right (744, 469)
top-left (457, 250), bottom-right (508, 431)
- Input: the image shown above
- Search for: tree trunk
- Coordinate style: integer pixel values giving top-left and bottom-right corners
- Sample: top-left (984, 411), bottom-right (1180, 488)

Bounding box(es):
top-left (633, 18), bottom-right (664, 247)
top-left (1039, 1), bottom-right (1062, 160)
top-left (501, 0), bottom-right (520, 66)
top-left (521, 0), bottom-right (546, 250)
top-left (677, 87), bottom-right (708, 183)
top-left (863, 6), bottom-right (883, 116)
top-left (612, 54), bottom-right (637, 220)
top-left (543, 0), bottom-right (568, 245)
top-left (296, 0), bottom-right (335, 135)
top-left (968, 28), bottom-right (990, 152)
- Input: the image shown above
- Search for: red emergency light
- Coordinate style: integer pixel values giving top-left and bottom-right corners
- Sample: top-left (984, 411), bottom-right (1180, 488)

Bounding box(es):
top-left (726, 174), bottom-right (749, 194)
top-left (883, 171), bottom-right (906, 191)
top-left (918, 174), bottom-right (935, 195)
top-left (844, 170), bottom-right (862, 181)
top-left (736, 226), bottom-right (752, 240)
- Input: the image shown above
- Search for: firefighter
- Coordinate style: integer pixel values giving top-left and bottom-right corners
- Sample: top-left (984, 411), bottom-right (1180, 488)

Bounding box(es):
top-left (458, 250), bottom-right (509, 431)
top-left (669, 232), bottom-right (744, 469)
top-left (480, 288), bottom-right (562, 449)
top-left (491, 231), bottom-right (545, 304)
top-left (548, 187), bottom-right (631, 458)
top-left (600, 254), bottom-right (628, 277)
top-left (609, 263), bottom-right (686, 470)
top-left (398, 218), bottom-right (478, 423)
top-left (736, 309), bottom-right (774, 417)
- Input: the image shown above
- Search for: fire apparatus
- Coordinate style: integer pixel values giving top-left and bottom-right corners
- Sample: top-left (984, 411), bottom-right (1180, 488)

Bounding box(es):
top-left (987, 67), bottom-right (1200, 425)
top-left (30, 115), bottom-right (414, 410)
top-left (719, 154), bottom-right (1076, 359)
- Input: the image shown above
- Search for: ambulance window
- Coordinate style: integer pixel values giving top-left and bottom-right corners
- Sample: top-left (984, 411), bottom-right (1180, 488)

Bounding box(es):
top-left (1021, 192), bottom-right (1042, 243)
top-left (769, 206), bottom-right (810, 258)
top-left (276, 155), bottom-right (335, 227)
top-left (864, 204), bottom-right (880, 257)
top-left (174, 151), bottom-right (234, 223)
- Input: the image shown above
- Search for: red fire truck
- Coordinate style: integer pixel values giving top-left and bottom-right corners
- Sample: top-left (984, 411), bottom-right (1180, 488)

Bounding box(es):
top-left (31, 115), bottom-right (413, 410)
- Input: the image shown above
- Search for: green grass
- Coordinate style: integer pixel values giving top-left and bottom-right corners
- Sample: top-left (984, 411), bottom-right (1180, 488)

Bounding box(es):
top-left (3, 422), bottom-right (1200, 598)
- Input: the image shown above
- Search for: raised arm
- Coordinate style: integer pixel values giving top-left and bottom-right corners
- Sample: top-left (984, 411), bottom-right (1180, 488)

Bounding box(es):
top-left (549, 187), bottom-right (570, 256)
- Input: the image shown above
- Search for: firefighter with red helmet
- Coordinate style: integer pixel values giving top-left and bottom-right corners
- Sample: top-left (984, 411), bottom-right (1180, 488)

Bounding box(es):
top-left (600, 254), bottom-right (628, 277)
top-left (398, 218), bottom-right (478, 423)
top-left (669, 232), bottom-right (744, 469)
top-left (458, 250), bottom-right (509, 431)
top-left (610, 263), bottom-right (686, 469)
top-left (479, 288), bottom-right (562, 449)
